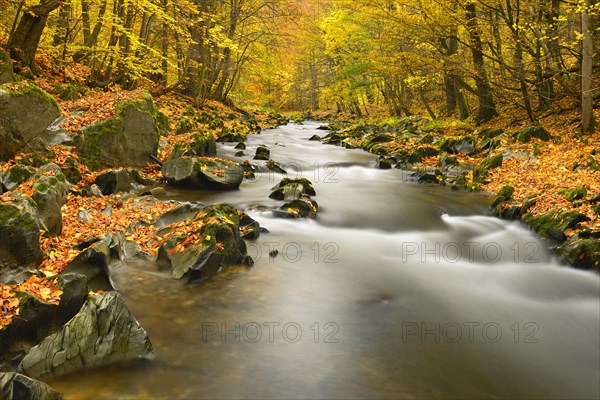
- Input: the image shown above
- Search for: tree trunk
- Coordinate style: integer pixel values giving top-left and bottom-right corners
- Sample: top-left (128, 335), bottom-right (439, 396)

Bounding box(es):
top-left (465, 2), bottom-right (497, 123)
top-left (581, 0), bottom-right (595, 133)
top-left (8, 0), bottom-right (62, 70)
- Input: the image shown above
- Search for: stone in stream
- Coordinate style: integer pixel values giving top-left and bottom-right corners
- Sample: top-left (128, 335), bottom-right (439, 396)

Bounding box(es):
top-left (0, 372), bottom-right (63, 400)
top-left (234, 151), bottom-right (244, 157)
top-left (271, 178), bottom-right (316, 196)
top-left (61, 240), bottom-right (114, 291)
top-left (170, 132), bottom-right (217, 158)
top-left (92, 168), bottom-right (156, 195)
top-left (76, 91), bottom-right (161, 170)
top-left (278, 198), bottom-right (319, 219)
top-left (162, 156), bottom-right (244, 190)
top-left (309, 134), bottom-right (321, 141)
top-left (472, 153), bottom-right (503, 185)
top-left (377, 157), bottom-right (394, 169)
top-left (30, 163), bottom-right (70, 236)
top-left (155, 203), bottom-right (252, 281)
top-left (0, 82), bottom-right (61, 160)
top-left (254, 145), bottom-right (270, 160)
top-left (266, 159), bottom-right (287, 174)
top-left (239, 213), bottom-right (261, 240)
top-left (0, 274), bottom-right (88, 369)
top-left (19, 291), bottom-right (155, 380)
top-left (235, 142), bottom-right (246, 150)
top-left (0, 197), bottom-right (41, 282)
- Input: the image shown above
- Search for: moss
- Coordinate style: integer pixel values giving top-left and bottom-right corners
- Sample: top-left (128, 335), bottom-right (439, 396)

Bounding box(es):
top-left (558, 239), bottom-right (600, 270)
top-left (408, 146), bottom-right (439, 163)
top-left (557, 187), bottom-right (587, 201)
top-left (524, 210), bottom-right (590, 242)
top-left (1, 82), bottom-right (59, 110)
top-left (592, 204), bottom-right (600, 216)
top-left (515, 124), bottom-right (551, 143)
top-left (80, 116), bottom-right (124, 169)
top-left (473, 154), bottom-right (503, 184)
top-left (175, 117), bottom-right (196, 135)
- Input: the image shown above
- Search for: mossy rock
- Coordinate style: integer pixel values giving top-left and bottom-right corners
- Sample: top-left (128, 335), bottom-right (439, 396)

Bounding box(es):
top-left (0, 164), bottom-right (36, 191)
top-left (478, 128), bottom-right (504, 141)
top-left (0, 48), bottom-right (16, 84)
top-left (557, 187), bottom-right (587, 201)
top-left (472, 154), bottom-right (503, 184)
top-left (408, 146), bottom-right (439, 163)
top-left (490, 185), bottom-right (514, 210)
top-left (63, 157), bottom-right (82, 184)
top-left (361, 132), bottom-right (394, 152)
top-left (557, 239), bottom-right (600, 270)
top-left (438, 155), bottom-right (459, 168)
top-left (515, 124), bottom-right (550, 143)
top-left (77, 92), bottom-right (159, 170)
top-left (279, 198), bottom-right (318, 219)
top-left (175, 116), bottom-right (197, 135)
top-left (254, 145), bottom-right (270, 160)
top-left (162, 157), bottom-right (243, 190)
top-left (524, 210), bottom-right (590, 242)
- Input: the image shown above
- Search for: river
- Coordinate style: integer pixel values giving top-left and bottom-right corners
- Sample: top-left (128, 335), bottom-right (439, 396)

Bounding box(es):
top-left (51, 121), bottom-right (600, 399)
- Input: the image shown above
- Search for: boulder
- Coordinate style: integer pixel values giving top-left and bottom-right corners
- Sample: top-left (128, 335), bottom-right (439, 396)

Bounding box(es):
top-left (515, 124), bottom-right (551, 143)
top-left (254, 145), bottom-right (270, 160)
top-left (524, 210), bottom-right (590, 242)
top-left (0, 165), bottom-right (36, 191)
top-left (0, 274), bottom-right (87, 368)
top-left (558, 239), bottom-right (600, 270)
top-left (61, 240), bottom-right (114, 291)
top-left (31, 164), bottom-right (70, 236)
top-left (162, 157), bottom-right (243, 190)
top-left (239, 213), bottom-right (261, 240)
top-left (76, 92), bottom-right (160, 170)
top-left (0, 83), bottom-right (61, 160)
top-left (438, 155), bottom-right (459, 168)
top-left (0, 197), bottom-right (40, 282)
top-left (271, 178), bottom-right (316, 196)
top-left (377, 157), bottom-right (393, 169)
top-left (155, 203), bottom-right (251, 281)
top-left (170, 132), bottom-right (217, 158)
top-left (309, 135), bottom-right (321, 141)
top-left (408, 146), bottom-right (439, 163)
top-left (234, 142), bottom-right (246, 150)
top-left (19, 291), bottom-right (154, 380)
top-left (92, 168), bottom-right (156, 195)
top-left (472, 154), bottom-right (503, 185)
top-left (0, 372), bottom-right (62, 400)
top-left (0, 50), bottom-right (15, 84)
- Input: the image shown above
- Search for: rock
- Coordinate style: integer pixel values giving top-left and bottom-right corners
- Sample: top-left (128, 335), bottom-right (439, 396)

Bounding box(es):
top-left (515, 124), bottom-right (551, 143)
top-left (240, 161), bottom-right (256, 179)
top-left (558, 239), bottom-right (600, 270)
top-left (266, 159), bottom-right (287, 174)
top-left (309, 135), bottom-right (321, 141)
top-left (148, 187), bottom-right (167, 197)
top-left (472, 154), bottom-right (503, 185)
top-left (271, 178), bottom-right (316, 196)
top-left (239, 213), bottom-right (261, 240)
top-left (235, 151), bottom-right (244, 157)
top-left (93, 169), bottom-right (139, 195)
top-left (0, 165), bottom-right (36, 191)
top-left (557, 187), bottom-right (587, 201)
top-left (455, 137), bottom-right (476, 155)
top-left (234, 142), bottom-right (246, 150)
top-left (156, 203), bottom-right (250, 281)
top-left (478, 128), bottom-right (504, 141)
top-left (77, 210), bottom-right (91, 222)
top-left (76, 91), bottom-right (160, 170)
top-left (0, 197), bottom-right (40, 282)
top-left (170, 132), bottom-right (217, 158)
top-left (31, 164), bottom-right (70, 236)
top-left (317, 125), bottom-right (330, 131)
top-left (524, 210), bottom-right (591, 243)
top-left (62, 157), bottom-right (82, 184)
top-left (0, 274), bottom-right (87, 368)
top-left (438, 155), bottom-right (459, 168)
top-left (361, 133), bottom-right (394, 152)
top-left (154, 203), bottom-right (204, 229)
top-left (0, 83), bottom-right (61, 160)
top-left (62, 240), bottom-right (114, 291)
top-left (0, 372), bottom-right (63, 400)
top-left (408, 146), bottom-right (439, 163)
top-left (412, 170), bottom-right (440, 184)
top-left (279, 199), bottom-right (318, 218)
top-left (377, 157), bottom-right (393, 169)
top-left (19, 291), bottom-right (154, 380)
top-left (174, 116), bottom-right (197, 135)
top-left (270, 183), bottom-right (305, 201)
top-left (162, 157), bottom-right (244, 190)
top-left (254, 145), bottom-right (270, 160)
top-left (0, 49), bottom-right (16, 84)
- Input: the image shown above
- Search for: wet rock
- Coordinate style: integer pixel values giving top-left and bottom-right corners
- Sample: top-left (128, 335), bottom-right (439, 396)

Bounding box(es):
top-left (412, 170), bottom-right (440, 184)
top-left (309, 135), bottom-right (321, 141)
top-left (76, 92), bottom-right (161, 170)
top-left (234, 142), bottom-right (246, 150)
top-left (92, 168), bottom-right (155, 195)
top-left (270, 183), bottom-right (305, 201)
top-left (234, 151), bottom-right (244, 157)
top-left (515, 124), bottom-right (551, 143)
top-left (156, 203), bottom-right (250, 281)
top-left (170, 132), bottom-right (217, 158)
top-left (162, 157), bottom-right (244, 190)
top-left (361, 132), bottom-right (394, 152)
top-left (239, 213), bottom-right (261, 240)
top-left (524, 210), bottom-right (591, 243)
top-left (0, 274), bottom-right (87, 368)
top-left (0, 197), bottom-right (40, 282)
top-left (19, 291), bottom-right (154, 380)
top-left (0, 82), bottom-right (61, 160)
top-left (558, 239), bottom-right (600, 271)
top-left (0, 372), bottom-right (62, 400)
top-left (266, 159), bottom-right (287, 174)
top-left (254, 145), bottom-right (270, 160)
top-left (455, 137), bottom-right (476, 155)
top-left (271, 178), bottom-right (316, 196)
top-left (77, 210), bottom-right (91, 222)
top-left (279, 198), bottom-right (318, 219)
top-left (148, 187), bottom-right (167, 197)
top-left (62, 240), bottom-right (114, 291)
top-left (154, 203), bottom-right (204, 229)
top-left (377, 157), bottom-right (393, 169)
top-left (30, 164), bottom-right (70, 237)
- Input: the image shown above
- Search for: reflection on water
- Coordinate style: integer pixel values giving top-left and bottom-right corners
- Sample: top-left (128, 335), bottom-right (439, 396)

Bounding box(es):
top-left (51, 122), bottom-right (600, 399)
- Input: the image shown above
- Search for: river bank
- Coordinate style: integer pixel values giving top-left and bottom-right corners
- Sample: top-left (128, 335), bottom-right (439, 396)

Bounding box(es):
top-left (310, 114), bottom-right (600, 272)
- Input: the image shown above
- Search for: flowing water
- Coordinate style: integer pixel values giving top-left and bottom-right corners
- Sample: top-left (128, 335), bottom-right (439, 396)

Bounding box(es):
top-left (51, 122), bottom-right (600, 399)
